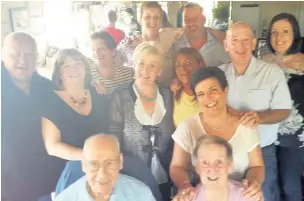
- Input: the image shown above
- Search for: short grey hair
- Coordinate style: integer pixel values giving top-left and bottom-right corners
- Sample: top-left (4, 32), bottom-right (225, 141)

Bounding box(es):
top-left (193, 135), bottom-right (233, 161)
top-left (132, 41), bottom-right (165, 69)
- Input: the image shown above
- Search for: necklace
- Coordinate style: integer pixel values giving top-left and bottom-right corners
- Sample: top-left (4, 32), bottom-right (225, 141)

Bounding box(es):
top-left (68, 91), bottom-right (88, 107)
top-left (204, 115), bottom-right (232, 130)
top-left (134, 83), bottom-right (158, 102)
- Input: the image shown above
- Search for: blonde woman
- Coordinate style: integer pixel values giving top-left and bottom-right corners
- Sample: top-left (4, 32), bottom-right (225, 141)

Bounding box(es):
top-left (109, 42), bottom-right (175, 200)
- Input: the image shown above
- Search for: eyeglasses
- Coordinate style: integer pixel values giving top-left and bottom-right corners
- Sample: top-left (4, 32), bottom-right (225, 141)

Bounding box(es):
top-left (86, 158), bottom-right (120, 173)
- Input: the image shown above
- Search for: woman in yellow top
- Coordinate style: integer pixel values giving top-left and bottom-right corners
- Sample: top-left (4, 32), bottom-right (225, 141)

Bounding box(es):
top-left (173, 47), bottom-right (205, 127)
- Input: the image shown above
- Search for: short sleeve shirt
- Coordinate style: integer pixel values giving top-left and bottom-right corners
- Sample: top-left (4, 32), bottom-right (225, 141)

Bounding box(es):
top-left (172, 114), bottom-right (260, 181)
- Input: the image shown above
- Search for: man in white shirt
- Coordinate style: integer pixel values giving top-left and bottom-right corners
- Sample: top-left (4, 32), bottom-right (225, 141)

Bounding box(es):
top-left (55, 134), bottom-right (156, 201)
top-left (219, 22), bottom-right (292, 201)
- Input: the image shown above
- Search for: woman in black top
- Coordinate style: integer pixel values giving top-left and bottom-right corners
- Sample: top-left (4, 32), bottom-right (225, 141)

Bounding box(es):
top-left (41, 48), bottom-right (109, 161)
top-left (262, 13), bottom-right (304, 201)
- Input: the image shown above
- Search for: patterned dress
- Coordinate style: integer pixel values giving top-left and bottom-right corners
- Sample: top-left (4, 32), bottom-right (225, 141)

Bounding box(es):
top-left (278, 67), bottom-right (304, 148)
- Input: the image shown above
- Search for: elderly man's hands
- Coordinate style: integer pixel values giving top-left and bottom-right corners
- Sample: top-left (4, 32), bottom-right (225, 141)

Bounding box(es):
top-left (239, 111), bottom-right (261, 128)
top-left (172, 186), bottom-right (196, 201)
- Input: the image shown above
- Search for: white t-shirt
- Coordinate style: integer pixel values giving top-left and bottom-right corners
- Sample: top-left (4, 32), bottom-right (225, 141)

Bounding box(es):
top-left (172, 114), bottom-right (260, 181)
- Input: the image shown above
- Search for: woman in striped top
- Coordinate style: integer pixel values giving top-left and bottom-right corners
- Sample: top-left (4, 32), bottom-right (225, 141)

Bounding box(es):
top-left (89, 31), bottom-right (134, 94)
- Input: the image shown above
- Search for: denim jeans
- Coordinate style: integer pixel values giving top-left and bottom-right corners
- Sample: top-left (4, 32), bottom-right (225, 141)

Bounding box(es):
top-left (278, 146), bottom-right (304, 201)
top-left (55, 155), bottom-right (163, 201)
top-left (261, 143), bottom-right (281, 201)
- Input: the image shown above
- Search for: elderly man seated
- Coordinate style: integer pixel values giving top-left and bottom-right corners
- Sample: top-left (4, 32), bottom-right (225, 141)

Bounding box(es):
top-left (55, 134), bottom-right (156, 201)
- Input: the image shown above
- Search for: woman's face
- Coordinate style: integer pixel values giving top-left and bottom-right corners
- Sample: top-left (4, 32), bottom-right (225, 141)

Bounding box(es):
top-left (91, 39), bottom-right (113, 66)
top-left (270, 19), bottom-right (294, 55)
top-left (134, 52), bottom-right (162, 85)
top-left (195, 144), bottom-right (232, 188)
top-left (141, 7), bottom-right (162, 36)
top-left (60, 56), bottom-right (86, 87)
top-left (194, 77), bottom-right (228, 116)
top-left (175, 53), bottom-right (200, 85)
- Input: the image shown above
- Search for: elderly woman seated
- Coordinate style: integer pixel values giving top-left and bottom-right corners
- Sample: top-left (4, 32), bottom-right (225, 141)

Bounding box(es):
top-left (173, 135), bottom-right (258, 201)
top-left (170, 67), bottom-right (265, 201)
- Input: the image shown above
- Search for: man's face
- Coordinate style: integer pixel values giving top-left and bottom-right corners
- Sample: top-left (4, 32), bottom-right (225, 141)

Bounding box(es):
top-left (82, 148), bottom-right (123, 199)
top-left (3, 39), bottom-right (37, 83)
top-left (183, 7), bottom-right (205, 39)
top-left (224, 25), bottom-right (256, 65)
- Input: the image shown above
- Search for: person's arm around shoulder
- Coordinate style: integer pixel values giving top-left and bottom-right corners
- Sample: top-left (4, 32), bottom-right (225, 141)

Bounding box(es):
top-left (42, 118), bottom-right (83, 160)
top-left (170, 121), bottom-right (196, 200)
top-left (242, 127), bottom-right (264, 201)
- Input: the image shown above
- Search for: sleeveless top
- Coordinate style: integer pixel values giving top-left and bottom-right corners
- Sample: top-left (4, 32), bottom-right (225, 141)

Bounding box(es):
top-left (278, 67), bottom-right (304, 148)
top-left (41, 88), bottom-right (110, 148)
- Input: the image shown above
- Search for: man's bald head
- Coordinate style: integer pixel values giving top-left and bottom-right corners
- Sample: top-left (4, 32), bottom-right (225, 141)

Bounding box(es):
top-left (3, 32), bottom-right (37, 52)
top-left (226, 21), bottom-right (255, 39)
top-left (83, 134), bottom-right (120, 158)
top-left (224, 21), bottom-right (257, 67)
top-left (2, 32), bottom-right (37, 85)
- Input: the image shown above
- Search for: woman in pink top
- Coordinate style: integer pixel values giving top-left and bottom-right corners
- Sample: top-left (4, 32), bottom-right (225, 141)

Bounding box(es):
top-left (173, 135), bottom-right (261, 201)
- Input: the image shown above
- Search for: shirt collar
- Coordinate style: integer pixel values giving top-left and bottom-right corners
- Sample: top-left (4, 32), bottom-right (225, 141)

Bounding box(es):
top-left (80, 175), bottom-right (126, 201)
top-left (229, 56), bottom-right (257, 77)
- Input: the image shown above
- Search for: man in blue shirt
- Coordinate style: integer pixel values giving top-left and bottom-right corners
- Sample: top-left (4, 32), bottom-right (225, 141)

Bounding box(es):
top-left (55, 134), bottom-right (156, 201)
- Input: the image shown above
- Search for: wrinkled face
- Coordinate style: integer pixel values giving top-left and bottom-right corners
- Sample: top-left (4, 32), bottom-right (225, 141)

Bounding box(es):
top-left (60, 56), bottom-right (86, 87)
top-left (141, 7), bottom-right (162, 36)
top-left (134, 52), bottom-right (162, 85)
top-left (196, 144), bottom-right (232, 188)
top-left (195, 77), bottom-right (228, 117)
top-left (224, 26), bottom-right (256, 65)
top-left (83, 150), bottom-right (123, 198)
top-left (3, 39), bottom-right (37, 83)
top-left (91, 39), bottom-right (113, 66)
top-left (270, 19), bottom-right (294, 55)
top-left (183, 7), bottom-right (205, 38)
top-left (175, 53), bottom-right (200, 85)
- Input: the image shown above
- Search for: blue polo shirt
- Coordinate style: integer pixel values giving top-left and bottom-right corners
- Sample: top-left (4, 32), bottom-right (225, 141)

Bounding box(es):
top-left (55, 174), bottom-right (156, 201)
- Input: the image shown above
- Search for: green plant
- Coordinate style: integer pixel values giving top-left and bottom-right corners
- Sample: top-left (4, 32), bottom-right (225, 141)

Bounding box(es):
top-left (212, 3), bottom-right (229, 22)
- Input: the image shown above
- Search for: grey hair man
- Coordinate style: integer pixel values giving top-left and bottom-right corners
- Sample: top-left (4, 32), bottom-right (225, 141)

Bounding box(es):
top-left (2, 32), bottom-right (63, 201)
top-left (219, 21), bottom-right (292, 201)
top-left (55, 134), bottom-right (156, 201)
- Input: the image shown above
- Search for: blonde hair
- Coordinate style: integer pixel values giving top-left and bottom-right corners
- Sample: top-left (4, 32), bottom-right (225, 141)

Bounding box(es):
top-left (132, 41), bottom-right (165, 69)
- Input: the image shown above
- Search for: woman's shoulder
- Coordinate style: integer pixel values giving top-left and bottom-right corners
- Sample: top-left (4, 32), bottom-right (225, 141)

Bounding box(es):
top-left (261, 53), bottom-right (276, 62)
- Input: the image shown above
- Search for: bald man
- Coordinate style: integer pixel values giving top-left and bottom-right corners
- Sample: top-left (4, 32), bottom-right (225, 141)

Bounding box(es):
top-left (55, 134), bottom-right (156, 201)
top-left (219, 22), bottom-right (292, 201)
top-left (2, 32), bottom-right (64, 201)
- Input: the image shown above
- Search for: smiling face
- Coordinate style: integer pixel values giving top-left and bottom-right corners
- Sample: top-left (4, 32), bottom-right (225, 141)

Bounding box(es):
top-left (91, 39), bottom-right (113, 66)
top-left (183, 7), bottom-right (205, 39)
top-left (82, 137), bottom-right (123, 198)
top-left (195, 77), bottom-right (228, 117)
top-left (270, 19), bottom-right (294, 55)
top-left (3, 38), bottom-right (37, 84)
top-left (134, 52), bottom-right (162, 86)
top-left (196, 144), bottom-right (232, 188)
top-left (141, 7), bottom-right (162, 37)
top-left (60, 56), bottom-right (86, 88)
top-left (175, 53), bottom-right (200, 85)
top-left (224, 23), bottom-right (256, 65)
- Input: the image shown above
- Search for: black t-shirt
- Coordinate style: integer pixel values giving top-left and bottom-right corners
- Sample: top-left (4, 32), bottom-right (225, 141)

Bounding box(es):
top-left (41, 89), bottom-right (110, 149)
top-left (1, 62), bottom-right (65, 201)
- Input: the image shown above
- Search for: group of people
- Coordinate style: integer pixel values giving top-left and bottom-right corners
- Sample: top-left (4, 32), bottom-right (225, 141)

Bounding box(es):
top-left (2, 2), bottom-right (304, 201)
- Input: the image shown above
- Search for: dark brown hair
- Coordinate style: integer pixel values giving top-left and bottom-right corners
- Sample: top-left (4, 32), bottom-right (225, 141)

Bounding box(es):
top-left (90, 31), bottom-right (117, 51)
top-left (52, 48), bottom-right (91, 90)
top-left (174, 47), bottom-right (205, 101)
